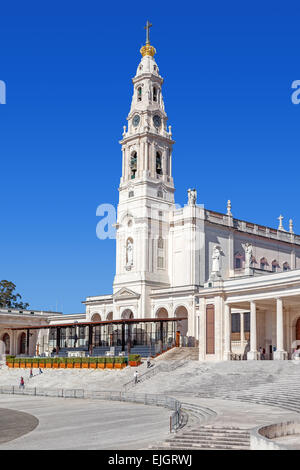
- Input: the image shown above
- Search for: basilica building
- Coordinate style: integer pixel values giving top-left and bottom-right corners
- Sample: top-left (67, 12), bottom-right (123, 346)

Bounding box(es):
top-left (1, 24), bottom-right (300, 361)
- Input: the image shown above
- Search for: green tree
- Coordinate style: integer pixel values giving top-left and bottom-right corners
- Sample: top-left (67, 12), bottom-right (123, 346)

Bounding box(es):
top-left (0, 280), bottom-right (29, 309)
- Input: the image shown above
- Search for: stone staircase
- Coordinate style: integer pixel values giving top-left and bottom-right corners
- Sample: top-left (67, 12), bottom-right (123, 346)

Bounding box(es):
top-left (151, 426), bottom-right (251, 450)
top-left (195, 375), bottom-right (300, 414)
top-left (155, 347), bottom-right (199, 361)
top-left (180, 402), bottom-right (217, 428)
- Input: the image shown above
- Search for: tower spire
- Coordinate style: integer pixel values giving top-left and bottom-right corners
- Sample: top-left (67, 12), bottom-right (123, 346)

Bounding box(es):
top-left (144, 20), bottom-right (152, 44)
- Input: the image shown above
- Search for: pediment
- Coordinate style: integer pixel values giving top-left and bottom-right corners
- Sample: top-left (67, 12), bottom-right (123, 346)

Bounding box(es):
top-left (113, 288), bottom-right (140, 300)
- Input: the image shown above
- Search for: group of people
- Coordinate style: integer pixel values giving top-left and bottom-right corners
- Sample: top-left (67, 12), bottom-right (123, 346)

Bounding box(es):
top-left (19, 367), bottom-right (43, 389)
top-left (259, 347), bottom-right (266, 360)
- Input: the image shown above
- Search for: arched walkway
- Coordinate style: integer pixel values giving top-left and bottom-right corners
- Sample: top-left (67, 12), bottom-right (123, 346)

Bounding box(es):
top-left (106, 312), bottom-right (113, 321)
top-left (91, 313), bottom-right (101, 322)
top-left (156, 307), bottom-right (168, 319)
top-left (19, 332), bottom-right (26, 355)
top-left (2, 333), bottom-right (10, 354)
top-left (121, 309), bottom-right (134, 319)
top-left (174, 306), bottom-right (188, 337)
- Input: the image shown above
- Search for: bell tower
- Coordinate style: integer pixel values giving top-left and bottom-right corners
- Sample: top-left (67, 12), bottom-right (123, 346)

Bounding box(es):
top-left (113, 22), bottom-right (175, 318)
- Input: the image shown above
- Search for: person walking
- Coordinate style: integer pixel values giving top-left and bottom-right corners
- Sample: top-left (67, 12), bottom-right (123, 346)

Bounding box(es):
top-left (29, 368), bottom-right (33, 379)
top-left (19, 376), bottom-right (25, 389)
top-left (134, 370), bottom-right (138, 385)
top-left (39, 367), bottom-right (43, 374)
top-left (147, 356), bottom-right (151, 368)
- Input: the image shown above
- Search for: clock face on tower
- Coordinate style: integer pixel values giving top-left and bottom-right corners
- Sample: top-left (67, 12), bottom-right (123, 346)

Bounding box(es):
top-left (132, 114), bottom-right (140, 127)
top-left (153, 114), bottom-right (161, 128)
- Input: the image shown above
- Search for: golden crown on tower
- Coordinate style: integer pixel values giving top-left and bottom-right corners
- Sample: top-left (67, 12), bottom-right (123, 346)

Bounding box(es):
top-left (140, 20), bottom-right (156, 57)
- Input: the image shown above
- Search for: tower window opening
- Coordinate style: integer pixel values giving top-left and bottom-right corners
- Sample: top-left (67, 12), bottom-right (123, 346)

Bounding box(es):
top-left (156, 152), bottom-right (162, 175)
top-left (130, 152), bottom-right (137, 179)
top-left (153, 87), bottom-right (157, 102)
top-left (137, 87), bottom-right (142, 102)
top-left (158, 237), bottom-right (164, 249)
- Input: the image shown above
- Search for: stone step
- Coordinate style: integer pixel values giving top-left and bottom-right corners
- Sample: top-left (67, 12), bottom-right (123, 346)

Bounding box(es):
top-left (163, 442), bottom-right (250, 450)
top-left (203, 426), bottom-right (249, 431)
top-left (233, 395), bottom-right (300, 406)
top-left (170, 432), bottom-right (250, 440)
top-left (167, 437), bottom-right (250, 446)
top-left (151, 446), bottom-right (249, 450)
top-left (189, 426), bottom-right (250, 433)
top-left (181, 403), bottom-right (216, 415)
top-left (229, 398), bottom-right (300, 412)
top-left (179, 432), bottom-right (250, 440)
top-left (182, 429), bottom-right (250, 435)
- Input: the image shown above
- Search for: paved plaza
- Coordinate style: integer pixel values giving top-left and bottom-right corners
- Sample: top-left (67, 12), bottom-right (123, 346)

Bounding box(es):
top-left (1, 357), bottom-right (300, 449)
top-left (0, 395), bottom-right (170, 450)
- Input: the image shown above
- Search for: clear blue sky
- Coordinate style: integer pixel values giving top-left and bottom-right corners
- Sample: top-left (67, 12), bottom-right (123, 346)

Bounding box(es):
top-left (0, 1), bottom-right (299, 313)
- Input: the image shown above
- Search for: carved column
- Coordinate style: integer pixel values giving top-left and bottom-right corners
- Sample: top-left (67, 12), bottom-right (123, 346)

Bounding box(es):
top-left (247, 301), bottom-right (259, 360)
top-left (274, 298), bottom-right (288, 360)
top-left (224, 304), bottom-right (232, 360)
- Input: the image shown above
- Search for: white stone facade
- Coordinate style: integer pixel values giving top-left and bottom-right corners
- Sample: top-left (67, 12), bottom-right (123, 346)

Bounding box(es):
top-left (84, 38), bottom-right (300, 360)
top-left (2, 33), bottom-right (300, 361)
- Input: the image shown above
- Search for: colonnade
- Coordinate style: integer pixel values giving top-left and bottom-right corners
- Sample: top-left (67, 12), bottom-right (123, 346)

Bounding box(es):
top-left (224, 298), bottom-right (289, 360)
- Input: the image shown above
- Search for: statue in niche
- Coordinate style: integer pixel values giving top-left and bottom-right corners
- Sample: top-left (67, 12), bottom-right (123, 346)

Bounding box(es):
top-left (188, 188), bottom-right (197, 206)
top-left (244, 243), bottom-right (253, 268)
top-left (212, 245), bottom-right (221, 274)
top-left (126, 239), bottom-right (133, 267)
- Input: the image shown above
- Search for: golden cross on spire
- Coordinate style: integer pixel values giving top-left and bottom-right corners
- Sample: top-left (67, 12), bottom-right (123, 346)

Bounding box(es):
top-left (140, 21), bottom-right (156, 57)
top-left (144, 20), bottom-right (152, 44)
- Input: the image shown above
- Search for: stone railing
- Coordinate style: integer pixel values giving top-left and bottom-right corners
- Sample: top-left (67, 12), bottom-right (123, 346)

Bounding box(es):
top-left (205, 209), bottom-right (299, 245)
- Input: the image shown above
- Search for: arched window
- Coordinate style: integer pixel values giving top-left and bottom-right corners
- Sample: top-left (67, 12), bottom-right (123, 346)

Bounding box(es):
top-left (158, 237), bottom-right (164, 249)
top-left (234, 252), bottom-right (243, 269)
top-left (156, 152), bottom-right (162, 175)
top-left (153, 87), bottom-right (157, 102)
top-left (137, 87), bottom-right (142, 102)
top-left (130, 152), bottom-right (137, 179)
